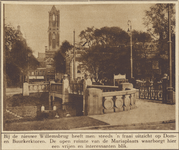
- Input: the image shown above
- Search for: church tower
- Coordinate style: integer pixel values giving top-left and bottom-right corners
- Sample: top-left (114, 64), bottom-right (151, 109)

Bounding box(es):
top-left (46, 5), bottom-right (60, 59)
top-left (48, 5), bottom-right (60, 51)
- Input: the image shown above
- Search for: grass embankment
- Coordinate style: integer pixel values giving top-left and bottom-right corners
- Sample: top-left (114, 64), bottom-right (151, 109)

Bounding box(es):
top-left (6, 92), bottom-right (49, 108)
top-left (5, 116), bottom-right (108, 130)
top-left (6, 92), bottom-right (49, 120)
top-left (5, 92), bottom-right (109, 130)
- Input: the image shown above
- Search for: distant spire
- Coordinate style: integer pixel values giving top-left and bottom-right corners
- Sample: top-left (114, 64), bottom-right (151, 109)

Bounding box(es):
top-left (51, 5), bottom-right (56, 11)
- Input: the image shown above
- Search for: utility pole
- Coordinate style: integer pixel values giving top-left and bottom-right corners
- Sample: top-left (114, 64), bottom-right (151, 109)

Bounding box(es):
top-left (167, 4), bottom-right (174, 104)
top-left (3, 3), bottom-right (6, 130)
top-left (127, 20), bottom-right (133, 79)
top-left (73, 30), bottom-right (76, 80)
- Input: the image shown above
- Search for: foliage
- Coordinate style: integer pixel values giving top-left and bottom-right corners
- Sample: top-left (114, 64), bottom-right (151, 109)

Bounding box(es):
top-left (143, 4), bottom-right (175, 41)
top-left (5, 25), bottom-right (39, 86)
top-left (60, 40), bottom-right (73, 54)
top-left (132, 30), bottom-right (152, 45)
top-left (79, 26), bottom-right (131, 81)
top-left (53, 40), bottom-right (73, 73)
top-left (143, 4), bottom-right (175, 61)
top-left (131, 30), bottom-right (154, 79)
top-left (53, 50), bottom-right (66, 73)
top-left (143, 4), bottom-right (175, 86)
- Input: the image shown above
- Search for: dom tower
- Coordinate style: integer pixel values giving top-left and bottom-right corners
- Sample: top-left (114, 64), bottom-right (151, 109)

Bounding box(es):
top-left (44, 5), bottom-right (60, 80)
top-left (45, 5), bottom-right (60, 59)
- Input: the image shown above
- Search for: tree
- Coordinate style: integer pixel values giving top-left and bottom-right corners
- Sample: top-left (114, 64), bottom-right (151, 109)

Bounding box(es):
top-left (143, 4), bottom-right (175, 86)
top-left (5, 25), bottom-right (18, 64)
top-left (79, 26), bottom-right (154, 82)
top-left (143, 4), bottom-right (175, 41)
top-left (60, 40), bottom-right (73, 54)
top-left (79, 27), bottom-right (95, 47)
top-left (53, 40), bottom-right (73, 73)
top-left (79, 26), bottom-right (130, 81)
top-left (5, 24), bottom-right (39, 86)
top-left (53, 50), bottom-right (66, 73)
top-left (132, 30), bottom-right (153, 79)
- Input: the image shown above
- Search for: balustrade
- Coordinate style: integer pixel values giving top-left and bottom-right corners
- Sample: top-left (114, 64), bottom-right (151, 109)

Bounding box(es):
top-left (69, 82), bottom-right (83, 95)
top-left (28, 83), bottom-right (49, 93)
top-left (87, 85), bottom-right (119, 92)
top-left (24, 77), bottom-right (138, 116)
top-left (85, 88), bottom-right (137, 115)
top-left (102, 89), bottom-right (137, 113)
top-left (50, 83), bottom-right (63, 94)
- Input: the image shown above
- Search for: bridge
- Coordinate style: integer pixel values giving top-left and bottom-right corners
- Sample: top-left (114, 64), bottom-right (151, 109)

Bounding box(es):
top-left (22, 76), bottom-right (139, 116)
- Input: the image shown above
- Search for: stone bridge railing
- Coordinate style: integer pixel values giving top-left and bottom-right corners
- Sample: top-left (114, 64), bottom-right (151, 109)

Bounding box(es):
top-left (87, 85), bottom-right (119, 92)
top-left (50, 83), bottom-right (63, 94)
top-left (23, 76), bottom-right (139, 116)
top-left (84, 88), bottom-right (138, 115)
top-left (23, 82), bottom-right (50, 95)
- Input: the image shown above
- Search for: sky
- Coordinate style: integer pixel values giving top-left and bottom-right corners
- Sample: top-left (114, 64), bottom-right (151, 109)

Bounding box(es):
top-left (5, 2), bottom-right (153, 57)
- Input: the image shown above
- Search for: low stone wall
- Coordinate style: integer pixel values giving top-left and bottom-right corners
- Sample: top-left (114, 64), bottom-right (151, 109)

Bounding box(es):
top-left (7, 106), bottom-right (37, 118)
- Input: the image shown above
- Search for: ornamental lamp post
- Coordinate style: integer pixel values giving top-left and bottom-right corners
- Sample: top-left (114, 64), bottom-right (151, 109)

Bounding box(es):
top-left (127, 20), bottom-right (133, 79)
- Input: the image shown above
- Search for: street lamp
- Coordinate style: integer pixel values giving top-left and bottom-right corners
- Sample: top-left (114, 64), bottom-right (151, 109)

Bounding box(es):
top-left (73, 30), bottom-right (76, 80)
top-left (127, 20), bottom-right (133, 79)
top-left (167, 4), bottom-right (174, 104)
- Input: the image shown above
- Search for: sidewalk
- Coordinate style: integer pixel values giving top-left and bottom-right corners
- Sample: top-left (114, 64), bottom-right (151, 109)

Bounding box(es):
top-left (88, 99), bottom-right (175, 126)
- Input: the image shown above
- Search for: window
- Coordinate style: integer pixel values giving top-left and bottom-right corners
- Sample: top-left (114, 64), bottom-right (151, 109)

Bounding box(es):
top-left (53, 14), bottom-right (55, 21)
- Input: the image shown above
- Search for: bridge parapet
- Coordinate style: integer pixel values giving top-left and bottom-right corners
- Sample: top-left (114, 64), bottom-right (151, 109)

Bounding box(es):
top-left (87, 85), bottom-right (119, 92)
top-left (50, 83), bottom-right (63, 94)
top-left (85, 88), bottom-right (138, 115)
top-left (23, 82), bottom-right (49, 96)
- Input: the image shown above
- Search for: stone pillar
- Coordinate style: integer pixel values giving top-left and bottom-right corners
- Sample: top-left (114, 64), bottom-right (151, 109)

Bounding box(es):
top-left (23, 82), bottom-right (29, 96)
top-left (85, 88), bottom-right (103, 115)
top-left (119, 83), bottom-right (133, 91)
top-left (62, 74), bottom-right (69, 104)
top-left (83, 75), bottom-right (92, 115)
top-left (162, 74), bottom-right (168, 104)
